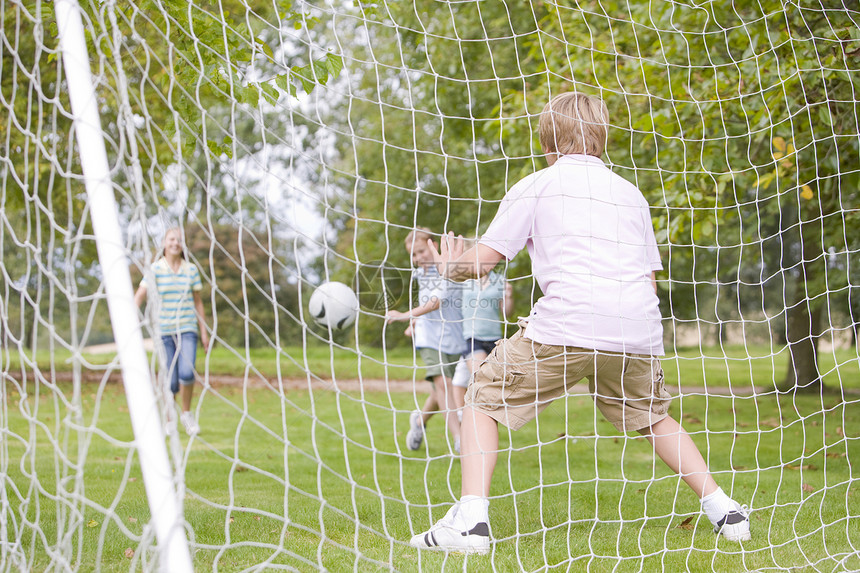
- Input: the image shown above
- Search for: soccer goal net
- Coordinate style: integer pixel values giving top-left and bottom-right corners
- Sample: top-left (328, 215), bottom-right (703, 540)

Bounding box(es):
top-left (2, 0), bottom-right (858, 570)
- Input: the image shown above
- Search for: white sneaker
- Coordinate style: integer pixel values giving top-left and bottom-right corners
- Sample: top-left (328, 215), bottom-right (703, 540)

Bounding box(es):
top-left (406, 411), bottom-right (424, 450)
top-left (410, 503), bottom-right (490, 554)
top-left (453, 436), bottom-right (461, 454)
top-left (180, 411), bottom-right (199, 435)
top-left (714, 503), bottom-right (750, 541)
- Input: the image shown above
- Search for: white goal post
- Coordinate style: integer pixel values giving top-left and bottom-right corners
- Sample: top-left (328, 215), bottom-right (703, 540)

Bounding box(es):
top-left (53, 0), bottom-right (191, 570)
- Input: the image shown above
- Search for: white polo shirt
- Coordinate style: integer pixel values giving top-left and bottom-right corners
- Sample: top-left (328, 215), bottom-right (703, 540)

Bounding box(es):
top-left (480, 154), bottom-right (664, 356)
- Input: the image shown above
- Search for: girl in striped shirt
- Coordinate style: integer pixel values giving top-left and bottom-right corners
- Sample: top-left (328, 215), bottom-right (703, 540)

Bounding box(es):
top-left (134, 227), bottom-right (210, 435)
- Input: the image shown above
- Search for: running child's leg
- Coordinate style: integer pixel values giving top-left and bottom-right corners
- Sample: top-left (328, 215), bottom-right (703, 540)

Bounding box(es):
top-left (433, 374), bottom-right (461, 444)
top-left (418, 392), bottom-right (437, 426)
top-left (451, 357), bottom-right (471, 415)
top-left (405, 392), bottom-right (437, 451)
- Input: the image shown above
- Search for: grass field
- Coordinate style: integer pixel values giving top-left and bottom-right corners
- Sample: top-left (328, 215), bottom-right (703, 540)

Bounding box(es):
top-left (2, 344), bottom-right (859, 571)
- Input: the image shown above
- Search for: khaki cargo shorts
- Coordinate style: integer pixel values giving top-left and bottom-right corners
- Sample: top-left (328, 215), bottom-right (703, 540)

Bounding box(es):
top-left (465, 323), bottom-right (671, 432)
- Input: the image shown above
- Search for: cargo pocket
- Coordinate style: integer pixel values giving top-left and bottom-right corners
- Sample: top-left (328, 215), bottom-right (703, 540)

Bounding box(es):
top-left (472, 371), bottom-right (526, 411)
top-left (497, 371), bottom-right (527, 409)
top-left (650, 359), bottom-right (671, 415)
top-left (651, 360), bottom-right (665, 394)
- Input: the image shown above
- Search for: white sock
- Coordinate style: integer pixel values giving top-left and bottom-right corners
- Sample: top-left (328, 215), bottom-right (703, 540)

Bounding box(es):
top-left (701, 487), bottom-right (736, 525)
top-left (456, 495), bottom-right (489, 528)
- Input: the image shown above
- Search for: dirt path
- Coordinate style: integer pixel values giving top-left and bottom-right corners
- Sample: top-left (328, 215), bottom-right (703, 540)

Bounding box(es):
top-left (206, 375), bottom-right (769, 396)
top-left (45, 370), bottom-right (423, 393)
top-left (48, 370), bottom-right (769, 396)
top-left (208, 374), bottom-right (424, 393)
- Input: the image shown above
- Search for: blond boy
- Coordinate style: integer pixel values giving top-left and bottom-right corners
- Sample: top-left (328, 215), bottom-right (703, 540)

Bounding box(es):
top-left (409, 93), bottom-right (750, 553)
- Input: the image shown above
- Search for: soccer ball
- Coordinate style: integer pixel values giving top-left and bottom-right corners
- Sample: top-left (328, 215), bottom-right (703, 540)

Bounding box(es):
top-left (308, 281), bottom-right (359, 330)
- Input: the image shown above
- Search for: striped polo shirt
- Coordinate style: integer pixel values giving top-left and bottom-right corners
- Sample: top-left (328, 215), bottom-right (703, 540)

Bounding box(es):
top-left (141, 257), bottom-right (203, 335)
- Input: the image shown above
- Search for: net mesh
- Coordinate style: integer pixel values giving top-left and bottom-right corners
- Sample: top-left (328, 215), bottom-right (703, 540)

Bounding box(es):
top-left (1, 0), bottom-right (858, 570)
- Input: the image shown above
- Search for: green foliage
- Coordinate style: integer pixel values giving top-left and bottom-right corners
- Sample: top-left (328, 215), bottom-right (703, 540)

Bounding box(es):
top-left (110, 0), bottom-right (339, 161)
top-left (0, 2), bottom-right (103, 349)
top-left (321, 2), bottom-right (859, 382)
top-left (318, 2), bottom-right (551, 345)
top-left (0, 0), bottom-right (346, 353)
top-left (275, 51), bottom-right (343, 98)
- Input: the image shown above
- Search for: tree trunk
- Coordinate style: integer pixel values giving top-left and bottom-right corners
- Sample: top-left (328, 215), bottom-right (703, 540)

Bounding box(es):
top-left (781, 300), bottom-right (821, 392)
top-left (779, 196), bottom-right (825, 393)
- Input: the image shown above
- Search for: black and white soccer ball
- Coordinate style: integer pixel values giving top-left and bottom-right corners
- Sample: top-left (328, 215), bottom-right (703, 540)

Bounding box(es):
top-left (308, 281), bottom-right (359, 330)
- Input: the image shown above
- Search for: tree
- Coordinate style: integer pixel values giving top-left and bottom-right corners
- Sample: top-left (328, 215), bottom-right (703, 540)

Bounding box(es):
top-left (516, 1), bottom-right (859, 390)
top-left (319, 2), bottom-right (859, 387)
top-left (318, 1), bottom-right (546, 345)
top-left (1, 0), bottom-right (343, 351)
top-left (1, 1), bottom-right (100, 350)
top-left (98, 1), bottom-right (343, 352)
top-left (184, 223), bottom-right (303, 349)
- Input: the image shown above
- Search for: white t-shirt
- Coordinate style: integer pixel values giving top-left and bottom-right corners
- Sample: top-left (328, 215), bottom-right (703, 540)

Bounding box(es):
top-left (411, 266), bottom-right (466, 355)
top-left (480, 154), bottom-right (664, 355)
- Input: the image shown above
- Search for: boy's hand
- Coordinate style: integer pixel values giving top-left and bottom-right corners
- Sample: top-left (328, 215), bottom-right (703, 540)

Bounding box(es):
top-left (428, 232), bottom-right (465, 278)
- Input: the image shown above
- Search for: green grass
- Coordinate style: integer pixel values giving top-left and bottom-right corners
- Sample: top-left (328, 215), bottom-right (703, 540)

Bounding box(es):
top-left (3, 344), bottom-right (859, 570)
top-left (664, 344), bottom-right (860, 392)
top-left (3, 358), bottom-right (860, 571)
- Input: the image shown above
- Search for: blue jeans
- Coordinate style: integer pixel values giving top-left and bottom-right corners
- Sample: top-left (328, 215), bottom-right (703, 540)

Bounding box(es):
top-left (161, 332), bottom-right (198, 394)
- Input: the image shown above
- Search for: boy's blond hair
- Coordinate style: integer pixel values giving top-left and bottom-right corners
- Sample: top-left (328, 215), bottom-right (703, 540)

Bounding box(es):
top-left (405, 227), bottom-right (434, 247)
top-left (539, 92), bottom-right (609, 158)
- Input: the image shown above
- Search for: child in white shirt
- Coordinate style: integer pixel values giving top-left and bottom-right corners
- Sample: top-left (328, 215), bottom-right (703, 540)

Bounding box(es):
top-left (387, 228), bottom-right (466, 452)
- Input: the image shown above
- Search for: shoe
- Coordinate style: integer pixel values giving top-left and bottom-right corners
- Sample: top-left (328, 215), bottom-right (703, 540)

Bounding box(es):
top-left (180, 411), bottom-right (199, 435)
top-left (714, 503), bottom-right (750, 541)
top-left (453, 436), bottom-right (461, 454)
top-left (406, 411), bottom-right (424, 450)
top-left (409, 504), bottom-right (490, 554)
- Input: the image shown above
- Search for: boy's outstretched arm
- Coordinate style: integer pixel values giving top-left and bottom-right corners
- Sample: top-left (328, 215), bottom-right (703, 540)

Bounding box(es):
top-left (384, 296), bottom-right (441, 323)
top-left (429, 233), bottom-right (504, 282)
